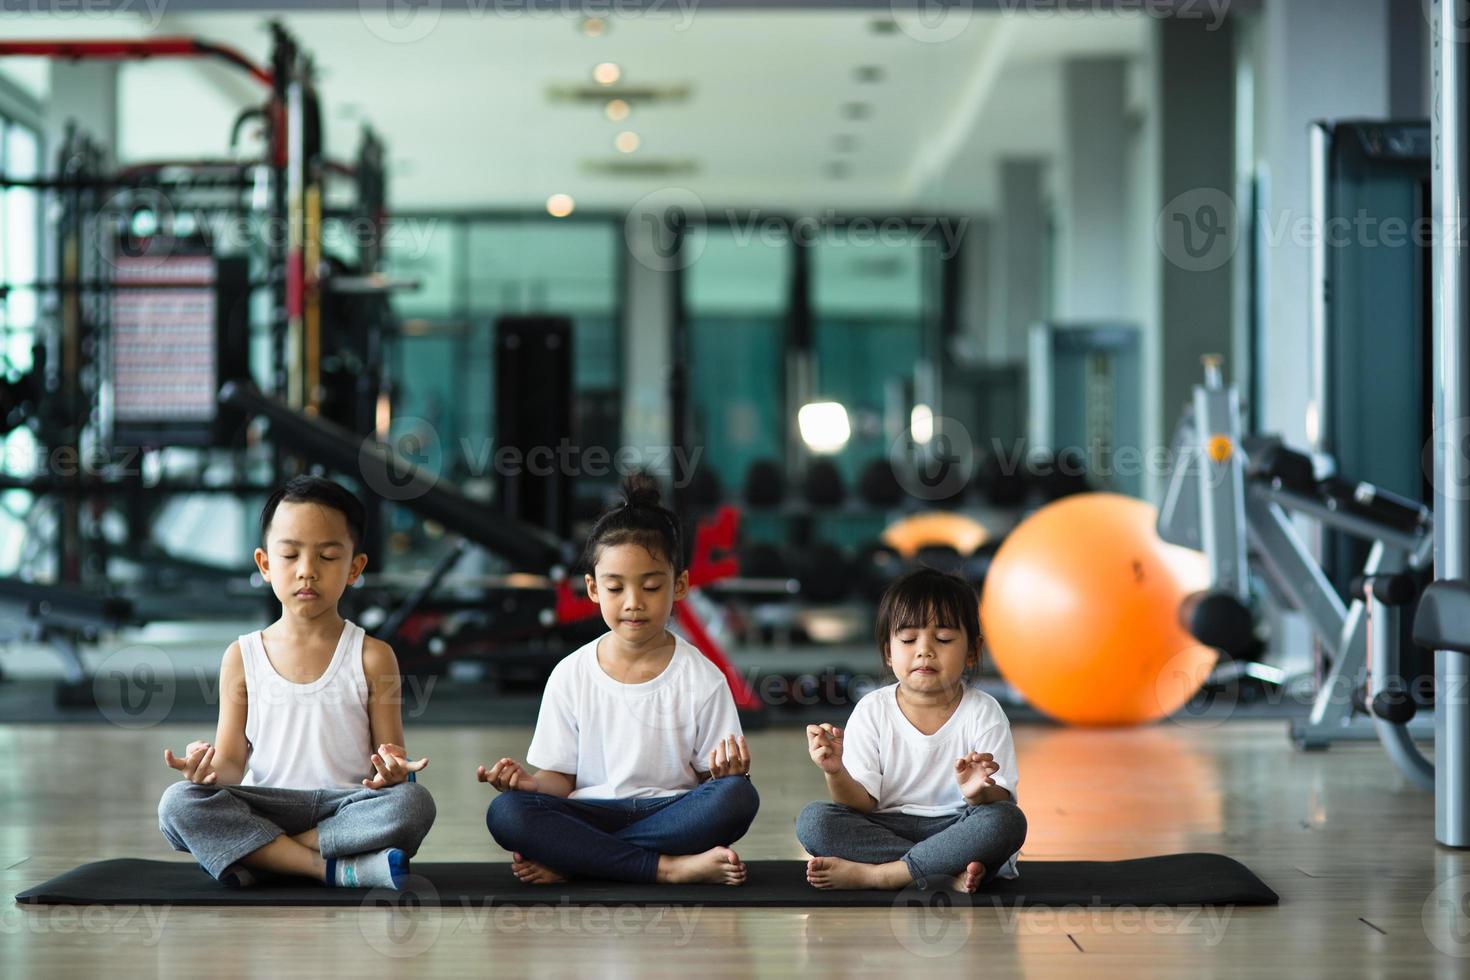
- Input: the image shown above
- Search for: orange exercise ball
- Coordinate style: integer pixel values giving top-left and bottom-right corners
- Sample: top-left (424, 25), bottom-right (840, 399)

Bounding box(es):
top-left (979, 493), bottom-right (1217, 727)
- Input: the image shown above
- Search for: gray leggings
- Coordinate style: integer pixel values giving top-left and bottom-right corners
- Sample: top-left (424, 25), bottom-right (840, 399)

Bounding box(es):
top-left (158, 780), bottom-right (437, 880)
top-left (796, 800), bottom-right (1027, 885)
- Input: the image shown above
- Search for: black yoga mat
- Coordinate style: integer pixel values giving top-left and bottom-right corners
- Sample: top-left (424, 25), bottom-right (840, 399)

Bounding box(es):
top-left (15, 854), bottom-right (1277, 908)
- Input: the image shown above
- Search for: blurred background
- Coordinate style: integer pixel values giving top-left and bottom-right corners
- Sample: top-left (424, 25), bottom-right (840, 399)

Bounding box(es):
top-left (0, 1), bottom-right (1436, 733)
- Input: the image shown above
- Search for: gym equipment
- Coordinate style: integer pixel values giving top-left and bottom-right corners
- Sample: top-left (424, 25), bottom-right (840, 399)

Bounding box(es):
top-left (880, 511), bottom-right (989, 559)
top-left (802, 459), bottom-right (846, 507)
top-left (494, 316), bottom-right (574, 540)
top-left (683, 466), bottom-right (723, 510)
top-left (962, 536), bottom-right (1005, 592)
top-left (982, 493), bottom-right (1214, 727)
top-left (0, 578), bottom-right (140, 704)
top-left (1028, 322), bottom-right (1143, 498)
top-left (913, 544), bottom-right (964, 576)
top-left (743, 459), bottom-right (785, 507)
top-left (109, 253), bottom-right (252, 448)
top-left (855, 542), bottom-right (905, 602)
top-left (219, 381), bottom-right (567, 573)
top-left (17, 854), bottom-right (1278, 908)
top-left (1308, 120), bottom-right (1431, 592)
top-left (1157, 357), bottom-right (1433, 756)
top-left (792, 544), bottom-right (853, 604)
top-left (975, 451), bottom-right (1029, 507)
top-left (0, 24), bottom-right (405, 591)
top-left (857, 458), bottom-right (904, 507)
top-left (1030, 448), bottom-right (1093, 502)
top-left (1429, 5), bottom-right (1470, 847)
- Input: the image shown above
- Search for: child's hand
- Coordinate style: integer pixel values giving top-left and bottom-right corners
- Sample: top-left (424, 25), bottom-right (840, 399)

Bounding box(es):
top-left (477, 758), bottom-right (540, 793)
top-left (955, 751), bottom-right (999, 802)
top-left (707, 735), bottom-right (751, 779)
top-left (164, 741), bottom-right (219, 785)
top-left (806, 724), bottom-right (845, 775)
top-left (363, 743), bottom-right (430, 790)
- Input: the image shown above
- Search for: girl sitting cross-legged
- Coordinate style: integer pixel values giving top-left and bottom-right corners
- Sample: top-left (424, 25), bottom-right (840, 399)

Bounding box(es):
top-left (797, 566), bottom-right (1027, 893)
top-left (482, 474), bottom-right (759, 886)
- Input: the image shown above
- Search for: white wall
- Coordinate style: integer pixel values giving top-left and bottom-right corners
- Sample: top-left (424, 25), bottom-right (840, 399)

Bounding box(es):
top-left (1254, 0), bottom-right (1395, 451)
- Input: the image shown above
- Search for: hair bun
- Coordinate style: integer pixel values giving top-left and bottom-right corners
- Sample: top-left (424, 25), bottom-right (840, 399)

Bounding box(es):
top-left (620, 472), bottom-right (664, 510)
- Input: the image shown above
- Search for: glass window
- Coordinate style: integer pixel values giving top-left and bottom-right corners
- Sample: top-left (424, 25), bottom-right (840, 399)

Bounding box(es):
top-left (381, 216), bottom-right (622, 506)
top-left (0, 117), bottom-right (42, 575)
top-left (2, 120), bottom-right (40, 367)
top-left (685, 229), bottom-right (789, 506)
top-left (810, 232), bottom-right (925, 486)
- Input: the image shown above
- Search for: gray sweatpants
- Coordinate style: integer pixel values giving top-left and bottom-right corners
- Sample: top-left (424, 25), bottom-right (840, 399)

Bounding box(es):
top-left (158, 780), bottom-right (437, 880)
top-left (796, 800), bottom-right (1027, 886)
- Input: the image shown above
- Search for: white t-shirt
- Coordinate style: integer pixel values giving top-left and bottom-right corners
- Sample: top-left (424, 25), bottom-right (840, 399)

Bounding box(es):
top-left (526, 631), bottom-right (744, 799)
top-left (843, 683), bottom-right (1021, 878)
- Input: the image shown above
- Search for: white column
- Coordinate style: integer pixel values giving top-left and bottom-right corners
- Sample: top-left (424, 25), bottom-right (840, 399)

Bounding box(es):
top-left (1255, 0), bottom-right (1395, 450)
top-left (1056, 58), bottom-right (1129, 322)
top-left (989, 158), bottom-right (1046, 364)
top-left (621, 214), bottom-right (676, 477)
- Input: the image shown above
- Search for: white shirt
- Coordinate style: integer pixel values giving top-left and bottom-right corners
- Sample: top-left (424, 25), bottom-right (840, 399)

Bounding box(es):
top-left (527, 631), bottom-right (743, 799)
top-left (239, 620), bottom-right (373, 790)
top-left (843, 683), bottom-right (1021, 878)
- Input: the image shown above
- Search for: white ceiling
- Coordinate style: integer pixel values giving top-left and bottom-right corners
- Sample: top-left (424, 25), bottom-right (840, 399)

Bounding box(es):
top-left (4, 7), bottom-right (1151, 213)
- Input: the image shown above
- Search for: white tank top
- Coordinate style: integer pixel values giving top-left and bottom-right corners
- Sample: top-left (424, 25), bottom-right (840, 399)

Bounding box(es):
top-left (239, 620), bottom-right (373, 790)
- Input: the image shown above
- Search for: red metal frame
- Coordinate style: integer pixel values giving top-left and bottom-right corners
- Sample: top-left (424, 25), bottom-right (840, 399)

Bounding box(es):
top-left (0, 38), bottom-right (273, 89)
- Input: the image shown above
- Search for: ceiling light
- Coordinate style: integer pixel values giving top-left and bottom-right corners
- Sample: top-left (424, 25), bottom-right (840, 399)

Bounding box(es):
top-left (581, 17), bottom-right (608, 37)
top-left (605, 98), bottom-right (631, 121)
top-left (615, 131), bottom-right (640, 154)
top-left (593, 62), bottom-right (621, 86)
top-left (546, 193), bottom-right (575, 218)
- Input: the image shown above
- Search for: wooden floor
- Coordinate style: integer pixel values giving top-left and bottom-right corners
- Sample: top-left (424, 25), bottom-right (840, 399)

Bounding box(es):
top-left (1, 719), bottom-right (1465, 978)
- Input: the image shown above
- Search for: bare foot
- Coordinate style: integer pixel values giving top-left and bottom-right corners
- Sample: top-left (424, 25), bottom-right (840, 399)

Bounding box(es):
top-left (805, 856), bottom-right (911, 890)
top-left (953, 861), bottom-right (985, 893)
top-left (656, 846), bottom-right (747, 886)
top-left (511, 852), bottom-right (566, 885)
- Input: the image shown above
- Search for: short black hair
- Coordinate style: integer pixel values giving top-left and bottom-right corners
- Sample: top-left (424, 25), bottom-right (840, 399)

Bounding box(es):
top-left (874, 566), bottom-right (982, 672)
top-left (259, 476), bottom-right (366, 555)
top-left (580, 472), bottom-right (685, 574)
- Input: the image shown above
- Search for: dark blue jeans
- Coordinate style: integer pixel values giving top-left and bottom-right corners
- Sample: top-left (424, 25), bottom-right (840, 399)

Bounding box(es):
top-left (486, 775), bottom-right (760, 883)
